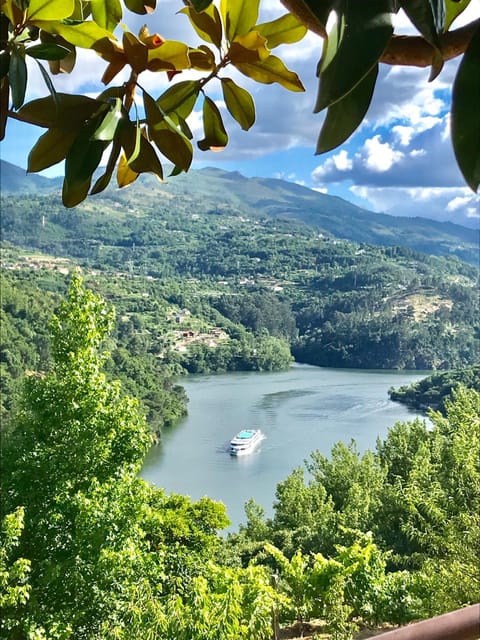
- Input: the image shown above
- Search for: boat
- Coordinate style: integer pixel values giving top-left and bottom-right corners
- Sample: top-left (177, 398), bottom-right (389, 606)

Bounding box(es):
top-left (229, 429), bottom-right (263, 456)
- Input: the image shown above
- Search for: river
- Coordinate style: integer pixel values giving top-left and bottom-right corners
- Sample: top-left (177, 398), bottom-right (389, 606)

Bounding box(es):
top-left (141, 364), bottom-right (428, 531)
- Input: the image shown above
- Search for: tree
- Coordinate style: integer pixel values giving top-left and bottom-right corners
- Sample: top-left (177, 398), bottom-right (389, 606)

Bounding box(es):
top-left (1, 0), bottom-right (478, 207)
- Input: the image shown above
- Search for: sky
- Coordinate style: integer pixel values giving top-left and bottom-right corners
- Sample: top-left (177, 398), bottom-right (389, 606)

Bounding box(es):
top-left (1, 0), bottom-right (479, 228)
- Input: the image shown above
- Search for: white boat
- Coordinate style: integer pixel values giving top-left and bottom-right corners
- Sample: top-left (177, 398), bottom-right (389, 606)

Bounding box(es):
top-left (229, 429), bottom-right (263, 456)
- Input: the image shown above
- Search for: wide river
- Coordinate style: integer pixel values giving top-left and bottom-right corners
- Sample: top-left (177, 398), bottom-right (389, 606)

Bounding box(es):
top-left (141, 365), bottom-right (428, 531)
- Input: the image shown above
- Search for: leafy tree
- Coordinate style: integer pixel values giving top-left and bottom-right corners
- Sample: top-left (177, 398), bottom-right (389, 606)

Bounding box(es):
top-left (1, 0), bottom-right (478, 206)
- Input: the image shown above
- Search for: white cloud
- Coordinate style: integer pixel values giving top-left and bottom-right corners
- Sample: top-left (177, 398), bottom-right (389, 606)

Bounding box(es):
top-left (361, 136), bottom-right (404, 172)
top-left (349, 185), bottom-right (479, 227)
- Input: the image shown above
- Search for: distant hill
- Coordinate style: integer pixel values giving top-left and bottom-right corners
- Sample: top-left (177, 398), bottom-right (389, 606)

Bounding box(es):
top-left (0, 160), bottom-right (60, 193)
top-left (1, 161), bottom-right (477, 264)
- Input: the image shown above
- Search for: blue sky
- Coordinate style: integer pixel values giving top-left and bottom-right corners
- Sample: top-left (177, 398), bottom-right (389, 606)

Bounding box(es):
top-left (1, 0), bottom-right (479, 227)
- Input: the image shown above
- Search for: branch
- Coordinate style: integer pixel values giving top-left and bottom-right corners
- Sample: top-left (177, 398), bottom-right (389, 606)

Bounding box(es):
top-left (380, 19), bottom-right (480, 67)
top-left (280, 0), bottom-right (479, 67)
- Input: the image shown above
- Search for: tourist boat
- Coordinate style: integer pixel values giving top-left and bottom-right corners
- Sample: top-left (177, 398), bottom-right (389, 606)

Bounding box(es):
top-left (229, 429), bottom-right (263, 456)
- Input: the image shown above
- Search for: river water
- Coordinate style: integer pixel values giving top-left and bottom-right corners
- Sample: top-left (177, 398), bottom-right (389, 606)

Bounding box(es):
top-left (141, 364), bottom-right (428, 531)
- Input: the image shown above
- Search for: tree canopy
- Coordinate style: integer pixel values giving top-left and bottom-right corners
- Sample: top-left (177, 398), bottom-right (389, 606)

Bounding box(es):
top-left (1, 0), bottom-right (478, 207)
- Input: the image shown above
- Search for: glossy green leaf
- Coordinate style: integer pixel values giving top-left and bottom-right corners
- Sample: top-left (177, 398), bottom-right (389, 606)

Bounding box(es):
top-left (317, 64), bottom-right (378, 154)
top-left (39, 32), bottom-right (77, 74)
top-left (228, 31), bottom-right (270, 64)
top-left (190, 0), bottom-right (214, 10)
top-left (0, 51), bottom-right (10, 80)
top-left (198, 96), bottom-right (228, 151)
top-left (92, 97), bottom-right (124, 141)
top-left (33, 58), bottom-right (60, 107)
top-left (120, 123), bottom-right (164, 179)
top-left (32, 20), bottom-right (114, 49)
top-left (17, 93), bottom-right (103, 128)
top-left (63, 120), bottom-right (107, 207)
top-left (188, 45), bottom-right (216, 71)
top-left (26, 43), bottom-right (70, 60)
top-left (294, 0), bottom-right (336, 38)
top-left (236, 54), bottom-right (305, 92)
top-left (156, 80), bottom-right (200, 119)
top-left (315, 0), bottom-right (394, 112)
top-left (180, 4), bottom-right (222, 49)
top-left (27, 127), bottom-right (77, 171)
top-left (452, 24), bottom-right (480, 192)
top-left (256, 13), bottom-right (307, 49)
top-left (123, 0), bottom-right (156, 15)
top-left (26, 0), bottom-right (74, 21)
top-left (90, 0), bottom-right (122, 32)
top-left (220, 0), bottom-right (259, 41)
top-left (150, 125), bottom-right (193, 171)
top-left (399, 0), bottom-right (444, 47)
top-left (221, 77), bottom-right (255, 130)
top-left (0, 78), bottom-right (10, 140)
top-left (147, 40), bottom-right (190, 71)
top-left (445, 0), bottom-right (471, 30)
top-left (9, 49), bottom-right (27, 110)
top-left (123, 31), bottom-right (148, 73)
top-left (90, 140), bottom-right (121, 194)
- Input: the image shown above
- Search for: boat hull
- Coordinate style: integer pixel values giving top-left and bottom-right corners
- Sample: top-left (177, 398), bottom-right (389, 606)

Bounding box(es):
top-left (229, 429), bottom-right (263, 456)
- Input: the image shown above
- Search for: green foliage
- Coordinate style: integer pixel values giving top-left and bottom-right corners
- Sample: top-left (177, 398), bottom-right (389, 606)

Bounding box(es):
top-left (389, 365), bottom-right (480, 413)
top-left (1, 0), bottom-right (305, 205)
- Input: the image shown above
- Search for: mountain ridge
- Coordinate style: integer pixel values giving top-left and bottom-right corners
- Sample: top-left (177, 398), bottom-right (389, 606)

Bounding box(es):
top-left (1, 160), bottom-right (477, 264)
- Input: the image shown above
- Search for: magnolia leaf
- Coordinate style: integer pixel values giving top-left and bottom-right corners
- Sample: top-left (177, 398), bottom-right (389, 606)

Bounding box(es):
top-left (198, 95), bottom-right (228, 151)
top-left (236, 54), bottom-right (305, 92)
top-left (33, 58), bottom-right (60, 107)
top-left (180, 4), bottom-right (222, 49)
top-left (315, 1), bottom-right (393, 112)
top-left (123, 31), bottom-right (148, 73)
top-left (293, 0), bottom-right (336, 38)
top-left (157, 80), bottom-right (200, 119)
top-left (188, 46), bottom-right (216, 71)
top-left (256, 13), bottom-right (307, 49)
top-left (220, 0), bottom-right (259, 41)
top-left (221, 77), bottom-right (255, 130)
top-left (91, 140), bottom-right (121, 194)
top-left (26, 43), bottom-right (71, 60)
top-left (9, 49), bottom-right (27, 110)
top-left (120, 124), bottom-right (164, 178)
top-left (149, 125), bottom-right (193, 171)
top-left (17, 94), bottom-right (103, 128)
top-left (1, 0), bottom-right (24, 25)
top-left (26, 0), bottom-right (75, 22)
top-left (452, 25), bottom-right (480, 192)
top-left (147, 40), bottom-right (190, 71)
top-left (228, 31), bottom-right (270, 64)
top-left (40, 32), bottom-right (76, 74)
top-left (32, 20), bottom-right (115, 49)
top-left (399, 0), bottom-right (445, 47)
top-left (317, 64), bottom-right (378, 153)
top-left (117, 151), bottom-right (139, 187)
top-left (28, 127), bottom-right (77, 171)
top-left (143, 88), bottom-right (192, 170)
top-left (190, 0), bottom-right (214, 10)
top-left (0, 52), bottom-right (10, 80)
top-left (445, 0), bottom-right (471, 30)
top-left (90, 0), bottom-right (122, 32)
top-left (63, 120), bottom-right (107, 206)
top-left (0, 78), bottom-right (10, 140)
top-left (123, 0), bottom-right (156, 15)
top-left (92, 97), bottom-right (124, 141)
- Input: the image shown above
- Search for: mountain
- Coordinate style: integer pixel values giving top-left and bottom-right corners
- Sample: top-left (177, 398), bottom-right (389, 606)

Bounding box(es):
top-left (1, 161), bottom-right (477, 264)
top-left (0, 160), bottom-right (61, 193)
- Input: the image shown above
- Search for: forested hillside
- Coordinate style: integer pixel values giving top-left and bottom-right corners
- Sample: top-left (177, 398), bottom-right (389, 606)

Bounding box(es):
top-left (2, 277), bottom-right (479, 639)
top-left (2, 176), bottom-right (478, 376)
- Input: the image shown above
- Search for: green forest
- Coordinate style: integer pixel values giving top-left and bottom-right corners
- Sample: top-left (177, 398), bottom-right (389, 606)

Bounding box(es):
top-left (2, 275), bottom-right (479, 639)
top-left (1, 166), bottom-right (479, 640)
